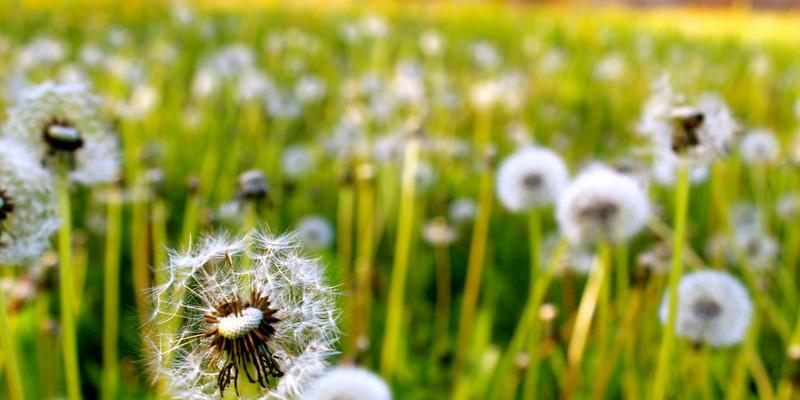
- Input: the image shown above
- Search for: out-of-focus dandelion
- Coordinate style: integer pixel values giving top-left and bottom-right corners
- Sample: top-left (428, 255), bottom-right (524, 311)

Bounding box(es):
top-left (496, 146), bottom-right (569, 213)
top-left (449, 197), bottom-right (477, 224)
top-left (147, 231), bottom-right (338, 399)
top-left (281, 145), bottom-right (316, 182)
top-left (556, 166), bottom-right (650, 245)
top-left (296, 215), bottom-right (334, 251)
top-left (0, 139), bottom-right (59, 266)
top-left (2, 82), bottom-right (120, 184)
top-left (658, 269), bottom-right (753, 347)
top-left (740, 128), bottom-right (780, 165)
top-left (303, 366), bottom-right (391, 400)
top-left (422, 217), bottom-right (458, 247)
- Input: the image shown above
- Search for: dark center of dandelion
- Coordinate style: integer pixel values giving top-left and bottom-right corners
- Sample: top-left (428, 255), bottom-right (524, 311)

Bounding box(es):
top-left (670, 109), bottom-right (705, 154)
top-left (521, 173), bottom-right (543, 190)
top-left (578, 200), bottom-right (619, 227)
top-left (691, 297), bottom-right (722, 320)
top-left (204, 289), bottom-right (282, 397)
top-left (42, 118), bottom-right (84, 153)
top-left (0, 189), bottom-right (14, 221)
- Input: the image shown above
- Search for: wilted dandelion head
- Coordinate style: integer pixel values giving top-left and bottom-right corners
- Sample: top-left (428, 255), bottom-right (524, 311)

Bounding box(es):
top-left (2, 82), bottom-right (119, 184)
top-left (740, 128), bottom-right (780, 165)
top-left (303, 366), bottom-right (391, 400)
top-left (496, 146), bottom-right (569, 213)
top-left (659, 269), bottom-right (753, 347)
top-left (295, 216), bottom-right (334, 251)
top-left (556, 166), bottom-right (649, 245)
top-left (0, 139), bottom-right (59, 266)
top-left (147, 231), bottom-right (338, 399)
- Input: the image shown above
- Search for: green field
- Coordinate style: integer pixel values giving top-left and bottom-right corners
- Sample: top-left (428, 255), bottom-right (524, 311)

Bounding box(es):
top-left (1, 2), bottom-right (800, 399)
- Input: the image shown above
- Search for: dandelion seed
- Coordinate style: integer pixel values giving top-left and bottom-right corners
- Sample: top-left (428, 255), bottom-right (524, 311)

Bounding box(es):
top-left (2, 82), bottom-right (119, 184)
top-left (0, 139), bottom-right (59, 266)
top-left (556, 166), bottom-right (649, 245)
top-left (496, 146), bottom-right (569, 213)
top-left (303, 366), bottom-right (391, 400)
top-left (658, 269), bottom-right (752, 347)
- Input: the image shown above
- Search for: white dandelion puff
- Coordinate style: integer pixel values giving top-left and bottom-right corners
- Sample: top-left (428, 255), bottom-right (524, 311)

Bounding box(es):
top-left (556, 166), bottom-right (650, 245)
top-left (146, 231), bottom-right (339, 399)
top-left (2, 82), bottom-right (120, 184)
top-left (0, 139), bottom-right (59, 266)
top-left (303, 366), bottom-right (391, 400)
top-left (496, 146), bottom-right (569, 213)
top-left (295, 216), bottom-right (334, 251)
top-left (449, 197), bottom-right (477, 224)
top-left (739, 128), bottom-right (780, 165)
top-left (280, 145), bottom-right (316, 182)
top-left (659, 269), bottom-right (753, 347)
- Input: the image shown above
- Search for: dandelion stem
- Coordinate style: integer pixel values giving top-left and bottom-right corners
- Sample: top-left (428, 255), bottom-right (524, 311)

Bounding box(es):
top-left (453, 110), bottom-right (494, 389)
top-left (102, 185), bottom-right (122, 400)
top-left (652, 162), bottom-right (691, 400)
top-left (0, 270), bottom-right (24, 400)
top-left (57, 179), bottom-right (82, 400)
top-left (488, 242), bottom-right (565, 400)
top-left (565, 242), bottom-right (611, 395)
top-left (351, 164), bottom-right (375, 359)
top-left (521, 208), bottom-right (543, 399)
top-left (380, 137), bottom-right (419, 379)
top-left (433, 245), bottom-right (452, 359)
top-left (336, 184), bottom-right (355, 355)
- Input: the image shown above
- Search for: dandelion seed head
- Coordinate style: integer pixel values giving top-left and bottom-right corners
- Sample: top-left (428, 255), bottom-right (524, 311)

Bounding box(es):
top-left (303, 366), bottom-right (391, 400)
top-left (295, 216), bottom-right (334, 251)
top-left (659, 269), bottom-right (752, 347)
top-left (556, 166), bottom-right (649, 245)
top-left (3, 82), bottom-right (119, 184)
top-left (496, 146), bottom-right (569, 213)
top-left (146, 231), bottom-right (338, 399)
top-left (0, 139), bottom-right (59, 266)
top-left (740, 128), bottom-right (780, 165)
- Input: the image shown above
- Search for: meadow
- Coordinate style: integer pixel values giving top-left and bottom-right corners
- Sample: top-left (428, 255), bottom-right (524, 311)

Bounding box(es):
top-left (1, 1), bottom-right (800, 399)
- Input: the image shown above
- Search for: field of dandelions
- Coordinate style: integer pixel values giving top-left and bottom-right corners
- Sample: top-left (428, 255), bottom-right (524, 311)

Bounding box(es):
top-left (2, 2), bottom-right (800, 399)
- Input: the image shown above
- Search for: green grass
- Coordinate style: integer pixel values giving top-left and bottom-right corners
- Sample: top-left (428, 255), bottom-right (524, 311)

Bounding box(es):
top-left (1, 1), bottom-right (800, 399)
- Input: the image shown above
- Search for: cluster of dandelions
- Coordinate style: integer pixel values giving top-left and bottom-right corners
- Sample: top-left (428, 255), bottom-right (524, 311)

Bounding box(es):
top-left (146, 230), bottom-right (340, 399)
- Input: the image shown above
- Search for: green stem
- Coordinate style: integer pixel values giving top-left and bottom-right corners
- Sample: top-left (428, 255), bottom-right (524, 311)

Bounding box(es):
top-left (565, 242), bottom-right (611, 396)
top-left (380, 138), bottom-right (419, 379)
top-left (102, 186), bottom-right (122, 400)
top-left (0, 274), bottom-right (24, 400)
top-left (452, 156), bottom-right (494, 390)
top-left (57, 179), bottom-right (81, 400)
top-left (652, 162), bottom-right (691, 400)
top-left (521, 208), bottom-right (543, 399)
